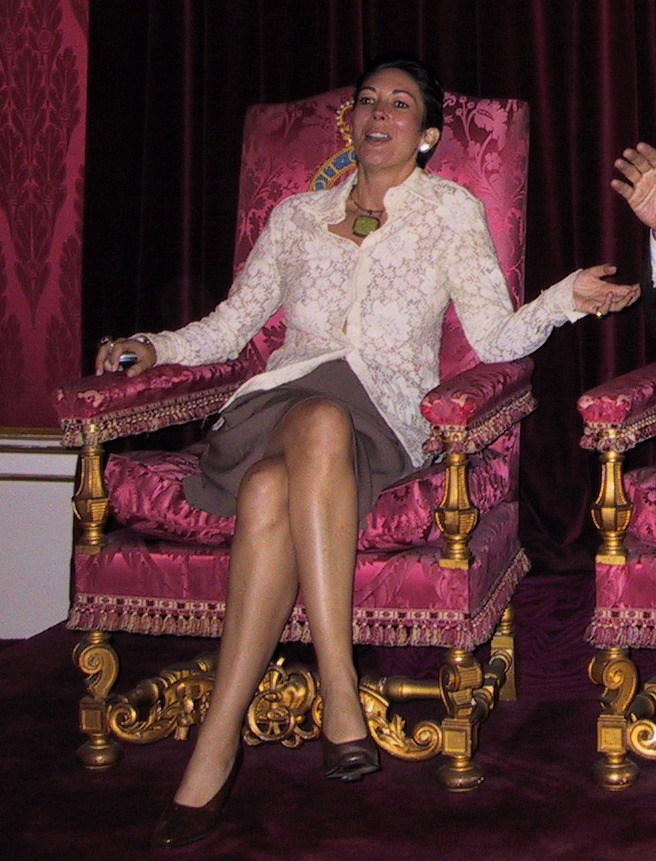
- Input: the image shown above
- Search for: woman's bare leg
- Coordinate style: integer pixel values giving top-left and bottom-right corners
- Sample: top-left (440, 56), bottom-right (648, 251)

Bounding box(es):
top-left (173, 456), bottom-right (299, 806)
top-left (266, 399), bottom-right (366, 744)
top-left (172, 397), bottom-right (366, 806)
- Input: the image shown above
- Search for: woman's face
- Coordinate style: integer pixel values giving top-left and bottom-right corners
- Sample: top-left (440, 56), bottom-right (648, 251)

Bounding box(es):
top-left (351, 67), bottom-right (440, 177)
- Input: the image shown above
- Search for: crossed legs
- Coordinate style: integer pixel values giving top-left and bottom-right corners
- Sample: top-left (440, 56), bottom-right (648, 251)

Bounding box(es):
top-left (173, 398), bottom-right (364, 807)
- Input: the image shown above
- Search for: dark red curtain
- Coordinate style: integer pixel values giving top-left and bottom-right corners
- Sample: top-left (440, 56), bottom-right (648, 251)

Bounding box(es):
top-left (82, 0), bottom-right (656, 570)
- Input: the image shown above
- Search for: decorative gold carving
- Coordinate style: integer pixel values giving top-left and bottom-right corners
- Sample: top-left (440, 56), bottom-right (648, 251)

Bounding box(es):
top-left (591, 447), bottom-right (632, 563)
top-left (73, 631), bottom-right (122, 768)
top-left (71, 611), bottom-right (516, 788)
top-left (589, 648), bottom-right (638, 715)
top-left (74, 630), bottom-right (119, 698)
top-left (244, 658), bottom-right (320, 748)
top-left (440, 648), bottom-right (483, 717)
top-left (589, 654), bottom-right (656, 786)
top-left (625, 681), bottom-right (656, 762)
top-left (627, 718), bottom-right (656, 760)
top-left (335, 100), bottom-right (354, 146)
top-left (243, 662), bottom-right (445, 761)
top-left (435, 441), bottom-right (479, 568)
top-left (72, 427), bottom-right (109, 553)
top-left (589, 648), bottom-right (640, 788)
top-left (108, 653), bottom-right (217, 744)
top-left (364, 678), bottom-right (443, 761)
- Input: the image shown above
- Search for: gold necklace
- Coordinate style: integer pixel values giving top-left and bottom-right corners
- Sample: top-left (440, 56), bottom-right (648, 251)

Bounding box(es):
top-left (349, 190), bottom-right (385, 237)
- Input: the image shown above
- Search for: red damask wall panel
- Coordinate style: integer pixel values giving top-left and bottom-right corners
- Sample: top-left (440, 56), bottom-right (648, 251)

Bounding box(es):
top-left (0, 0), bottom-right (88, 427)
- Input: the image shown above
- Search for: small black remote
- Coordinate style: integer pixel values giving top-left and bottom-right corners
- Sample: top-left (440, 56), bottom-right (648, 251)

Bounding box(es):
top-left (118, 351), bottom-right (138, 370)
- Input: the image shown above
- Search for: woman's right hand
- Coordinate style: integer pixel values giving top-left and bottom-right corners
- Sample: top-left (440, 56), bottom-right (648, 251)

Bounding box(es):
top-left (571, 264), bottom-right (639, 316)
top-left (95, 337), bottom-right (156, 377)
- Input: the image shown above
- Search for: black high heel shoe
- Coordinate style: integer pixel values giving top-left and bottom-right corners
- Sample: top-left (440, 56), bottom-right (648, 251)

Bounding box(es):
top-left (151, 747), bottom-right (243, 848)
top-left (322, 733), bottom-right (380, 782)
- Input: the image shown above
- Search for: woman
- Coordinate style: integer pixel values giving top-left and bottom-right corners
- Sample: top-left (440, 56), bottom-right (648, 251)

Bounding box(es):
top-left (97, 54), bottom-right (639, 848)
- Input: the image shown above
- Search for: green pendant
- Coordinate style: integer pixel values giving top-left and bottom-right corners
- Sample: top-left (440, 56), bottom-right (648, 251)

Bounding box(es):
top-left (352, 214), bottom-right (380, 237)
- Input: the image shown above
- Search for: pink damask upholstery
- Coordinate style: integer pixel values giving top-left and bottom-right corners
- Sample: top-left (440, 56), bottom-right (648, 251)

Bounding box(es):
top-left (624, 469), bottom-right (656, 547)
top-left (579, 363), bottom-right (656, 648)
top-left (56, 85), bottom-right (532, 652)
top-left (105, 439), bottom-right (512, 551)
top-left (69, 500), bottom-right (520, 647)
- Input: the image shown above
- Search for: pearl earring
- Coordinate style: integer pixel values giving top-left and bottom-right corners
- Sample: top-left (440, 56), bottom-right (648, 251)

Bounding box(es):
top-left (418, 142), bottom-right (431, 153)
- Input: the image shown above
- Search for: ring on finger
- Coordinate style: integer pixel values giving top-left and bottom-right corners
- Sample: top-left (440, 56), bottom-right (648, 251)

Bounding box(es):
top-left (97, 335), bottom-right (114, 349)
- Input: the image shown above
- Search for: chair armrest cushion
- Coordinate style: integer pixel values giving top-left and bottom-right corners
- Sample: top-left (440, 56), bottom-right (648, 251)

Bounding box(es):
top-left (421, 358), bottom-right (536, 455)
top-left (54, 359), bottom-right (251, 446)
top-left (578, 362), bottom-right (656, 452)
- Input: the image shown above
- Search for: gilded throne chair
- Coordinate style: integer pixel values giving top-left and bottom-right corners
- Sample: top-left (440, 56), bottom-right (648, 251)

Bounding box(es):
top-left (578, 364), bottom-right (656, 788)
top-left (55, 85), bottom-right (533, 790)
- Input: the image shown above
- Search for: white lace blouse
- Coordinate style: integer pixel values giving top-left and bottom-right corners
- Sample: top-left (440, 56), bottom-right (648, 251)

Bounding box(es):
top-left (144, 168), bottom-right (581, 467)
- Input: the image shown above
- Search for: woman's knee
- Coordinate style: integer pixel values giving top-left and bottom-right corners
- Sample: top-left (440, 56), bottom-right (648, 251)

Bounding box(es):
top-left (280, 399), bottom-right (354, 464)
top-left (236, 456), bottom-right (288, 527)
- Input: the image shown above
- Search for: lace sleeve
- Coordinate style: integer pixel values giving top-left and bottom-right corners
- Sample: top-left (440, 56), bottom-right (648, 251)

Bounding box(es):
top-left (448, 195), bottom-right (579, 363)
top-left (143, 207), bottom-right (286, 366)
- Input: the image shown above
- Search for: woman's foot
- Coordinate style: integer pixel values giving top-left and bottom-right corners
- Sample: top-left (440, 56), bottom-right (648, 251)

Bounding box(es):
top-left (322, 733), bottom-right (380, 782)
top-left (320, 677), bottom-right (380, 781)
top-left (151, 748), bottom-right (243, 849)
top-left (320, 676), bottom-right (368, 743)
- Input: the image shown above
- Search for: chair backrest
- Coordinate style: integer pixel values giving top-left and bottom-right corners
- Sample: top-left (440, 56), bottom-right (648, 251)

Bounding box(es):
top-left (234, 85), bottom-right (529, 381)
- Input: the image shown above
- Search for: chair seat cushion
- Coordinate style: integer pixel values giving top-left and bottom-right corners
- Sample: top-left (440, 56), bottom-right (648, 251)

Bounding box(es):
top-left (69, 501), bottom-right (528, 649)
top-left (105, 440), bottom-right (513, 552)
top-left (588, 534), bottom-right (656, 648)
top-left (588, 470), bottom-right (656, 648)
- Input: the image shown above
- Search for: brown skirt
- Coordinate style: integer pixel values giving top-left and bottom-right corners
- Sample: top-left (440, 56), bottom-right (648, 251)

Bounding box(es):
top-left (183, 360), bottom-right (414, 525)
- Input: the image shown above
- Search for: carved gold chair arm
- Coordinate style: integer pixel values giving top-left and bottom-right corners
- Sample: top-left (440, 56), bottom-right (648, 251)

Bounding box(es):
top-left (591, 435), bottom-right (632, 564)
top-left (72, 425), bottom-right (109, 553)
top-left (435, 433), bottom-right (479, 569)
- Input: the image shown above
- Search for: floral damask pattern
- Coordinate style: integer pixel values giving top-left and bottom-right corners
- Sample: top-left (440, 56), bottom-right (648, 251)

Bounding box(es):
top-left (0, 246), bottom-right (25, 415)
top-left (578, 362), bottom-right (656, 453)
top-left (578, 362), bottom-right (656, 647)
top-left (0, 0), bottom-right (86, 426)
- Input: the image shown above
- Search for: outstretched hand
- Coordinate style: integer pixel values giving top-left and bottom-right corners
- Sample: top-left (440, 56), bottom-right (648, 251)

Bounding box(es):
top-left (95, 337), bottom-right (156, 377)
top-left (611, 142), bottom-right (656, 231)
top-left (572, 264), bottom-right (640, 317)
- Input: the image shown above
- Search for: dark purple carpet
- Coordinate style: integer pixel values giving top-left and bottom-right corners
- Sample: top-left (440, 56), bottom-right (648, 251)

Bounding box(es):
top-left (4, 571), bottom-right (656, 861)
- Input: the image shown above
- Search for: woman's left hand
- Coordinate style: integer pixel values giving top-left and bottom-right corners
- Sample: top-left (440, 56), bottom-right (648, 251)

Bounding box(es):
top-left (572, 264), bottom-right (640, 316)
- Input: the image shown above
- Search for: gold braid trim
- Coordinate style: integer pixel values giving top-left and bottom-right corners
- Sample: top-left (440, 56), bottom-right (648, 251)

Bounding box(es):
top-left (60, 386), bottom-right (239, 447)
top-left (424, 387), bottom-right (536, 455)
top-left (581, 407), bottom-right (656, 453)
top-left (67, 548), bottom-right (529, 650)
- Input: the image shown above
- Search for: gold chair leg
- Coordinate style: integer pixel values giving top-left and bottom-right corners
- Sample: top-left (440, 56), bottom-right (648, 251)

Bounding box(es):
top-left (589, 647), bottom-right (639, 789)
top-left (69, 626), bottom-right (515, 784)
top-left (436, 648), bottom-right (485, 790)
top-left (73, 631), bottom-right (122, 769)
top-left (491, 605), bottom-right (517, 701)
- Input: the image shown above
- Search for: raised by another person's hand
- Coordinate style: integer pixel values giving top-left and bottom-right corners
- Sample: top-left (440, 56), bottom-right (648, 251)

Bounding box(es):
top-left (611, 142), bottom-right (656, 231)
